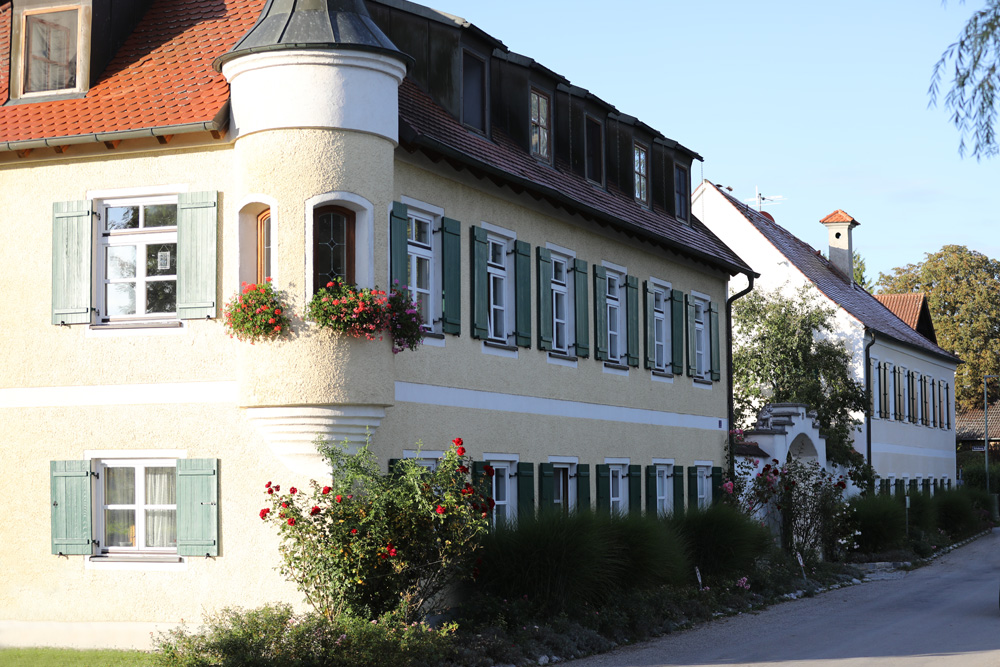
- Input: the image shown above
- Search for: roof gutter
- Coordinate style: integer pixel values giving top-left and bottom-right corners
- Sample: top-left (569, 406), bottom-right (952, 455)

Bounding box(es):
top-left (0, 105), bottom-right (229, 154)
top-left (405, 133), bottom-right (750, 276)
top-left (726, 274), bottom-right (755, 480)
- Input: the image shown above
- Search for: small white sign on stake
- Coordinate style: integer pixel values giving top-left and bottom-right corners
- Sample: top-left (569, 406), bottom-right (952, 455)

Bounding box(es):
top-left (694, 566), bottom-right (703, 589)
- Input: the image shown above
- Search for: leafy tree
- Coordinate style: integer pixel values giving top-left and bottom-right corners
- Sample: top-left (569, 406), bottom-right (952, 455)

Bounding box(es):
top-left (732, 285), bottom-right (867, 469)
top-left (875, 244), bottom-right (1000, 411)
top-left (853, 251), bottom-right (874, 291)
top-left (930, 1), bottom-right (1000, 158)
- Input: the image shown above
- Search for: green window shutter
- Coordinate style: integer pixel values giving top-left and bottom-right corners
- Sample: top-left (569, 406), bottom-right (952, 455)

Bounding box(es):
top-left (390, 202), bottom-right (409, 291)
top-left (50, 461), bottom-right (92, 555)
top-left (645, 465), bottom-right (657, 515)
top-left (670, 290), bottom-right (684, 375)
top-left (709, 303), bottom-right (720, 381)
top-left (514, 240), bottom-right (531, 348)
top-left (672, 465), bottom-right (684, 516)
top-left (517, 461), bottom-right (534, 520)
top-left (895, 479), bottom-right (904, 496)
top-left (685, 294), bottom-right (697, 376)
top-left (576, 464), bottom-right (591, 512)
top-left (573, 259), bottom-right (590, 357)
top-left (471, 226), bottom-right (489, 339)
top-left (177, 192), bottom-right (218, 320)
top-left (441, 217), bottom-right (462, 335)
top-left (595, 464), bottom-right (610, 512)
top-left (51, 201), bottom-right (93, 325)
top-left (536, 247), bottom-right (553, 350)
top-left (627, 464), bottom-right (641, 515)
top-left (687, 466), bottom-right (698, 509)
top-left (625, 276), bottom-right (639, 367)
top-left (177, 459), bottom-right (219, 557)
top-left (538, 463), bottom-right (554, 513)
top-left (593, 265), bottom-right (608, 361)
top-left (711, 466), bottom-right (723, 505)
top-left (643, 282), bottom-right (655, 369)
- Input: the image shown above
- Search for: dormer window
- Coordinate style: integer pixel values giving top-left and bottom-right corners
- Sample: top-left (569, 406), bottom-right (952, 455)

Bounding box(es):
top-left (462, 50), bottom-right (487, 133)
top-left (12, 2), bottom-right (91, 99)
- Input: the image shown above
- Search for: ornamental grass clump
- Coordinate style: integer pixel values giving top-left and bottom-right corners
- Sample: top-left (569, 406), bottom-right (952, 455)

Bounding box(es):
top-left (306, 278), bottom-right (423, 353)
top-left (259, 437), bottom-right (489, 622)
top-left (222, 278), bottom-right (291, 343)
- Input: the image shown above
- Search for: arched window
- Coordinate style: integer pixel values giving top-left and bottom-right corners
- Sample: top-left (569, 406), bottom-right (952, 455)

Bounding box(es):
top-left (313, 205), bottom-right (355, 292)
top-left (256, 209), bottom-right (272, 283)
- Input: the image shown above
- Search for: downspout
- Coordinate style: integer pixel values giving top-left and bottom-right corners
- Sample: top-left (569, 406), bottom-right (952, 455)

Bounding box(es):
top-left (863, 328), bottom-right (877, 490)
top-left (726, 273), bottom-right (755, 480)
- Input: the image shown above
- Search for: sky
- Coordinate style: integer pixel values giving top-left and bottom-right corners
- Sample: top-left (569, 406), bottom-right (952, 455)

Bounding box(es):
top-left (433, 0), bottom-right (1000, 283)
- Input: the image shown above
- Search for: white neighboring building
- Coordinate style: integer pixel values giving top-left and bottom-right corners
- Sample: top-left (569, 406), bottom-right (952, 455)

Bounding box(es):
top-left (694, 182), bottom-right (960, 491)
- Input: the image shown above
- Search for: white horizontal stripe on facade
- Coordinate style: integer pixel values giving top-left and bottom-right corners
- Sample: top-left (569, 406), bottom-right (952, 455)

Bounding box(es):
top-left (0, 381), bottom-right (239, 408)
top-left (872, 442), bottom-right (956, 459)
top-left (394, 382), bottom-right (725, 431)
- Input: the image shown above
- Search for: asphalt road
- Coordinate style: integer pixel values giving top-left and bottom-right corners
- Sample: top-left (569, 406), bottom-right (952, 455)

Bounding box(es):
top-left (568, 529), bottom-right (1000, 667)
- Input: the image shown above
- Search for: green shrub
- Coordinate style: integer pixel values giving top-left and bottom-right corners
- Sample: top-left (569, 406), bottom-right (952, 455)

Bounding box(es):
top-left (607, 513), bottom-right (690, 591)
top-left (154, 605), bottom-right (457, 667)
top-left (848, 494), bottom-right (906, 554)
top-left (668, 503), bottom-right (771, 581)
top-left (958, 463), bottom-right (1000, 492)
top-left (934, 489), bottom-right (980, 540)
top-left (907, 490), bottom-right (936, 536)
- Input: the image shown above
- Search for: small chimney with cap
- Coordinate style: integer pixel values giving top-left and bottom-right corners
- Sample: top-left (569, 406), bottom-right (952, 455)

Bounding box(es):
top-left (819, 209), bottom-right (859, 282)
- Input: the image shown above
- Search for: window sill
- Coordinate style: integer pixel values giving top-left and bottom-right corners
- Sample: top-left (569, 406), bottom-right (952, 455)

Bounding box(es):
top-left (422, 331), bottom-right (446, 340)
top-left (547, 351), bottom-right (578, 368)
top-left (651, 370), bottom-right (674, 379)
top-left (92, 320), bottom-right (183, 330)
top-left (692, 377), bottom-right (714, 387)
top-left (603, 362), bottom-right (629, 371)
top-left (548, 352), bottom-right (578, 362)
top-left (86, 554), bottom-right (188, 571)
top-left (484, 340), bottom-right (518, 352)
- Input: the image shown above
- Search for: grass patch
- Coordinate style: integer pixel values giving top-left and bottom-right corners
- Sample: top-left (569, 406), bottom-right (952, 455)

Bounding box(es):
top-left (0, 648), bottom-right (156, 666)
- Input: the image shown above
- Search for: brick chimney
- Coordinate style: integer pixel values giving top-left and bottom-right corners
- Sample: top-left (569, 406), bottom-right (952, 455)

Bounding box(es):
top-left (819, 210), bottom-right (859, 282)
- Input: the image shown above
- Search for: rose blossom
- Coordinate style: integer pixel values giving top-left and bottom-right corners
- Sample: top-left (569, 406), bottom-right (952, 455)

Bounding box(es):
top-left (322, 486), bottom-right (331, 495)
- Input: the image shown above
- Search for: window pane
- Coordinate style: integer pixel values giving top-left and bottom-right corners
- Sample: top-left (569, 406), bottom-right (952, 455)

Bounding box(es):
top-left (415, 255), bottom-right (430, 290)
top-left (315, 210), bottom-right (349, 285)
top-left (146, 281), bottom-right (176, 314)
top-left (107, 246), bottom-right (136, 279)
top-left (144, 204), bottom-right (178, 228)
top-left (105, 467), bottom-right (135, 504)
top-left (145, 467), bottom-right (176, 505)
top-left (105, 509), bottom-right (135, 548)
top-left (146, 243), bottom-right (177, 277)
top-left (552, 260), bottom-right (566, 284)
top-left (463, 52), bottom-right (485, 131)
top-left (494, 470), bottom-right (507, 502)
top-left (106, 283), bottom-right (136, 316)
top-left (145, 509), bottom-right (177, 548)
top-left (107, 206), bottom-right (139, 231)
top-left (489, 241), bottom-right (504, 266)
top-left (24, 10), bottom-right (77, 93)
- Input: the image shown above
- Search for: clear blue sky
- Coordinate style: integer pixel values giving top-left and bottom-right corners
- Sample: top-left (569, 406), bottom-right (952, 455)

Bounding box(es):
top-left (434, 0), bottom-right (1000, 283)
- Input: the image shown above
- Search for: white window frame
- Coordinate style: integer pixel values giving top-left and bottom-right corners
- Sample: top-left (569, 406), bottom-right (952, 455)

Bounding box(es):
top-left (551, 255), bottom-right (570, 354)
top-left (694, 461), bottom-right (713, 509)
top-left (406, 210), bottom-right (436, 332)
top-left (871, 358), bottom-right (881, 419)
top-left (94, 193), bottom-right (180, 323)
top-left (652, 458), bottom-right (674, 515)
top-left (403, 449), bottom-right (445, 472)
top-left (95, 457), bottom-right (178, 555)
top-left (529, 88), bottom-right (552, 161)
top-left (649, 278), bottom-right (672, 373)
top-left (603, 262), bottom-right (627, 364)
top-left (690, 291), bottom-right (710, 380)
top-left (481, 222), bottom-right (516, 346)
top-left (887, 475), bottom-right (897, 495)
top-left (14, 3), bottom-right (90, 99)
top-left (549, 455), bottom-right (578, 513)
top-left (546, 243), bottom-right (577, 363)
top-left (634, 142), bottom-right (649, 204)
top-left (605, 457), bottom-right (629, 515)
top-left (485, 453), bottom-right (519, 526)
top-left (901, 367), bottom-right (909, 422)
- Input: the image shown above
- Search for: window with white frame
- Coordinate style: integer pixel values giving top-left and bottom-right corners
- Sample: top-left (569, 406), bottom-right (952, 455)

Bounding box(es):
top-left (489, 460), bottom-right (516, 525)
top-left (487, 235), bottom-right (510, 342)
top-left (634, 143), bottom-right (648, 204)
top-left (98, 195), bottom-right (178, 320)
top-left (693, 296), bottom-right (708, 379)
top-left (16, 4), bottom-right (89, 98)
top-left (606, 271), bottom-right (624, 362)
top-left (871, 359), bottom-right (880, 417)
top-left (550, 458), bottom-right (577, 514)
top-left (551, 254), bottom-right (571, 353)
top-left (97, 458), bottom-right (177, 553)
top-left (609, 463), bottom-right (627, 514)
top-left (530, 88), bottom-right (551, 161)
top-left (407, 210), bottom-right (435, 330)
top-left (652, 285), bottom-right (669, 371)
top-left (696, 465), bottom-right (712, 509)
top-left (655, 464), bottom-right (673, 515)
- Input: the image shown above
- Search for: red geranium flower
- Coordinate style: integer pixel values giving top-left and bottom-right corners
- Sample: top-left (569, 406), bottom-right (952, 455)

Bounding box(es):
top-left (273, 485), bottom-right (280, 492)
top-left (259, 508), bottom-right (270, 519)
top-left (335, 495), bottom-right (343, 503)
top-left (310, 506), bottom-right (320, 516)
top-left (287, 518), bottom-right (296, 526)
top-left (290, 487), bottom-right (297, 494)
top-left (281, 502), bottom-right (288, 508)
top-left (265, 481), bottom-right (271, 488)
top-left (351, 528), bottom-right (358, 534)
top-left (267, 488), bottom-right (274, 495)
top-left (322, 486), bottom-right (331, 495)
top-left (436, 505), bottom-right (446, 514)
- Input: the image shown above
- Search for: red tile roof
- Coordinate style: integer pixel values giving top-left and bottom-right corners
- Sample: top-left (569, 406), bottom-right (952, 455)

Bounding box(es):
top-left (0, 0), bottom-right (264, 148)
top-left (398, 79), bottom-right (753, 276)
top-left (874, 293), bottom-right (924, 330)
top-left (706, 183), bottom-right (960, 363)
top-left (820, 209), bottom-right (857, 224)
top-left (0, 3), bottom-right (10, 105)
top-left (956, 402), bottom-right (1000, 441)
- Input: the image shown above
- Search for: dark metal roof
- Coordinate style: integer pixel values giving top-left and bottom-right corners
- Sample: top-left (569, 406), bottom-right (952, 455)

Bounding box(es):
top-left (214, 0), bottom-right (412, 71)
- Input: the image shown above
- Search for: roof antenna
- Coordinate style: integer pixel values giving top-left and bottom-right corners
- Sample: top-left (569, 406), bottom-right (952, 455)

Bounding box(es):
top-left (744, 186), bottom-right (786, 212)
